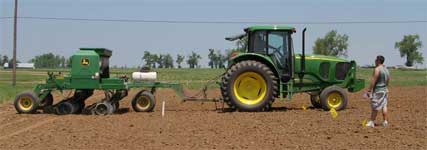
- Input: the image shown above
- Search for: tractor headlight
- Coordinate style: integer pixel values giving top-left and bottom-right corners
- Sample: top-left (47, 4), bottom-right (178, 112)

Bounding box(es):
top-left (92, 72), bottom-right (100, 79)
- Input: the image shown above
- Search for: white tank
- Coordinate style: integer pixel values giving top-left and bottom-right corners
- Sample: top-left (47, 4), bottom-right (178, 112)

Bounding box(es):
top-left (132, 72), bottom-right (157, 81)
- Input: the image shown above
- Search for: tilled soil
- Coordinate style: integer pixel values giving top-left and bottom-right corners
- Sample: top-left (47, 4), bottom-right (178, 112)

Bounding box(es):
top-left (0, 86), bottom-right (426, 149)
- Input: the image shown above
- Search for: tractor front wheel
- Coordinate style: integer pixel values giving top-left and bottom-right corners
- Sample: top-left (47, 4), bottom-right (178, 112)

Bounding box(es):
top-left (319, 86), bottom-right (348, 111)
top-left (221, 60), bottom-right (278, 111)
top-left (14, 92), bottom-right (40, 114)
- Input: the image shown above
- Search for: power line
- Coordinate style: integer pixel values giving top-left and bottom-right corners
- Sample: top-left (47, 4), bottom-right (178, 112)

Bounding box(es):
top-left (0, 16), bottom-right (426, 25)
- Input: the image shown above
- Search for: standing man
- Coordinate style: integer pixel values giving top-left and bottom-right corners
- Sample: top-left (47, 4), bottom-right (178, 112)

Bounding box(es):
top-left (365, 55), bottom-right (391, 127)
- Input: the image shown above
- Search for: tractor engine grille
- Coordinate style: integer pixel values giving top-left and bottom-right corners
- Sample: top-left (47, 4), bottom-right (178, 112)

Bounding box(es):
top-left (335, 62), bottom-right (351, 80)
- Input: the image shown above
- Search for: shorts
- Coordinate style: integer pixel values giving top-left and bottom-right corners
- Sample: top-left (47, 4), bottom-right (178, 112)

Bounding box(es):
top-left (370, 91), bottom-right (388, 110)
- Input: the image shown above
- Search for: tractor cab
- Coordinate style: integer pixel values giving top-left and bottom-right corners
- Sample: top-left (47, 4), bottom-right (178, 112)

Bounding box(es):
top-left (226, 25), bottom-right (297, 82)
top-left (246, 26), bottom-right (296, 82)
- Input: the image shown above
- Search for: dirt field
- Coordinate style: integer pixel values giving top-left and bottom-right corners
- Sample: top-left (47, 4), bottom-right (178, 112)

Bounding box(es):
top-left (0, 86), bottom-right (425, 149)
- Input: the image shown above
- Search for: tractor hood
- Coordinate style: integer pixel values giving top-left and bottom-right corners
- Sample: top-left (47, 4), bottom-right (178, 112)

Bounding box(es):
top-left (295, 54), bottom-right (348, 62)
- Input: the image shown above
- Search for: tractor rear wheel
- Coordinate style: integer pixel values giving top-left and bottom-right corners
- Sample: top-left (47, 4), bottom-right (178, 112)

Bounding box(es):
top-left (132, 91), bottom-right (156, 112)
top-left (221, 60), bottom-right (278, 111)
top-left (14, 91), bottom-right (40, 114)
top-left (319, 86), bottom-right (348, 111)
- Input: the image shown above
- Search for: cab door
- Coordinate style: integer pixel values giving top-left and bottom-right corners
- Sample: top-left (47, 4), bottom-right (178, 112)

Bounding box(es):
top-left (267, 31), bottom-right (292, 82)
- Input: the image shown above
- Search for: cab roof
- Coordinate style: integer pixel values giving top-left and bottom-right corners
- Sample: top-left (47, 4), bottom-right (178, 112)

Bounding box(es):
top-left (79, 48), bottom-right (112, 57)
top-left (245, 25), bottom-right (295, 32)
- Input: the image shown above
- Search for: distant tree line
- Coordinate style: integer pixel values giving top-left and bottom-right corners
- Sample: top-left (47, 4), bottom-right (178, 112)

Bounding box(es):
top-left (3, 31), bottom-right (422, 69)
top-left (141, 49), bottom-right (231, 69)
top-left (30, 53), bottom-right (69, 68)
top-left (208, 49), bottom-right (227, 68)
top-left (313, 30), bottom-right (423, 66)
top-left (142, 52), bottom-right (175, 68)
top-left (142, 51), bottom-right (207, 69)
top-left (0, 55), bottom-right (21, 68)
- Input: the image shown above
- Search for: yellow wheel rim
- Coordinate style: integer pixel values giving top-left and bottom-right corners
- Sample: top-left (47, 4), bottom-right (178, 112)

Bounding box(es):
top-left (18, 96), bottom-right (33, 111)
top-left (233, 72), bottom-right (267, 105)
top-left (327, 92), bottom-right (343, 108)
top-left (136, 96), bottom-right (150, 110)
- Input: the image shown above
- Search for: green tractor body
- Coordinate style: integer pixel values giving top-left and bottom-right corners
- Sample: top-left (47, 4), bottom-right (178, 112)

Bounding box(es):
top-left (221, 26), bottom-right (365, 111)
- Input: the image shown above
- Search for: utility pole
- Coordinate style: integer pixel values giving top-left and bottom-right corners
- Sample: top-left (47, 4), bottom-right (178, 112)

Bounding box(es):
top-left (12, 0), bottom-right (18, 86)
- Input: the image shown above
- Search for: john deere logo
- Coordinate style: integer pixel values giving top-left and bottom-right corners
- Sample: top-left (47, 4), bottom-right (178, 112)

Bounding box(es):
top-left (81, 58), bottom-right (89, 66)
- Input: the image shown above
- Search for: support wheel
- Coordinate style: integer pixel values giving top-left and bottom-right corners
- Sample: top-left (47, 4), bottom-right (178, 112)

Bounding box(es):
top-left (55, 101), bottom-right (78, 115)
top-left (132, 91), bottom-right (156, 112)
top-left (319, 86), bottom-right (348, 111)
top-left (310, 95), bottom-right (321, 108)
top-left (92, 102), bottom-right (114, 115)
top-left (14, 92), bottom-right (40, 114)
top-left (220, 60), bottom-right (278, 111)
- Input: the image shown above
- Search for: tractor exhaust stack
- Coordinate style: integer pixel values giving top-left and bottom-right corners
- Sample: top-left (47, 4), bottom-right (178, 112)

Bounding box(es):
top-left (299, 28), bottom-right (307, 81)
top-left (301, 28), bottom-right (307, 75)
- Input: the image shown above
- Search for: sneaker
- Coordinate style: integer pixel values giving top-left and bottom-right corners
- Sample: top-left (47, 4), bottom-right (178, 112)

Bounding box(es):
top-left (366, 120), bottom-right (375, 127)
top-left (382, 121), bottom-right (389, 127)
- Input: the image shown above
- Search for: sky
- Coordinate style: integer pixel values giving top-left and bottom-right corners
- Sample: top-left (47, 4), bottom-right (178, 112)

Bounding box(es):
top-left (0, 0), bottom-right (426, 68)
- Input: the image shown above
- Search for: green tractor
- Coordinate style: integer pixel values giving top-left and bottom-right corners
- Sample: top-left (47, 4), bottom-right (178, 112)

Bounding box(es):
top-left (13, 25), bottom-right (364, 115)
top-left (221, 26), bottom-right (365, 111)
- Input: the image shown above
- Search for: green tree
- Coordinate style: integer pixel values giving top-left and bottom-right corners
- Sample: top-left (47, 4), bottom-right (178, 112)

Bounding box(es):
top-left (31, 53), bottom-right (65, 68)
top-left (176, 54), bottom-right (185, 68)
top-left (187, 51), bottom-right (202, 68)
top-left (216, 50), bottom-right (227, 68)
top-left (55, 55), bottom-right (61, 68)
top-left (395, 34), bottom-right (424, 66)
top-left (156, 54), bottom-right (164, 68)
top-left (2, 55), bottom-right (9, 66)
top-left (208, 49), bottom-right (227, 68)
top-left (208, 49), bottom-right (217, 68)
top-left (151, 54), bottom-right (159, 68)
top-left (60, 56), bottom-right (66, 68)
top-left (66, 56), bottom-right (72, 68)
top-left (142, 51), bottom-right (154, 68)
top-left (313, 30), bottom-right (349, 57)
top-left (163, 54), bottom-right (174, 68)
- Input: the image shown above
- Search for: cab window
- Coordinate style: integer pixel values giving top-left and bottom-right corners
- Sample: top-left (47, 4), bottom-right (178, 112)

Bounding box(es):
top-left (268, 31), bottom-right (288, 68)
top-left (249, 31), bottom-right (267, 53)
